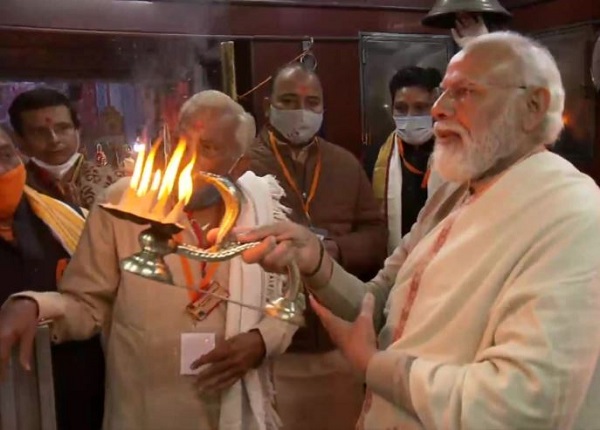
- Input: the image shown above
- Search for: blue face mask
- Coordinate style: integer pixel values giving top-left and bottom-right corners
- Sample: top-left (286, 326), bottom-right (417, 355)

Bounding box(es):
top-left (394, 115), bottom-right (434, 145)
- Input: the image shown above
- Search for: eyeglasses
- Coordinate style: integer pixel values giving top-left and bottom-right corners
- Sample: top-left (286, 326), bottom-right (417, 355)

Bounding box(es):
top-left (439, 82), bottom-right (529, 103)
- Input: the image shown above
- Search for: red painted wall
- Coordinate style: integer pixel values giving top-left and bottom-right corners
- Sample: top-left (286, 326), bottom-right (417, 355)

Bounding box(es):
top-left (1, 0), bottom-right (597, 167)
top-left (0, 0), bottom-right (437, 158)
top-left (248, 40), bottom-right (366, 156)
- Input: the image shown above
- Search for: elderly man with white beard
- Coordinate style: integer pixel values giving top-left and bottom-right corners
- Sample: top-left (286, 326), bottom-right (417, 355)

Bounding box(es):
top-left (0, 90), bottom-right (297, 430)
top-left (229, 31), bottom-right (600, 430)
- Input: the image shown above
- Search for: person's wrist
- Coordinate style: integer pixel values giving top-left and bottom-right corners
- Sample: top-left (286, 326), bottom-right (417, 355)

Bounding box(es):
top-left (247, 329), bottom-right (266, 367)
top-left (10, 297), bottom-right (40, 319)
top-left (302, 238), bottom-right (325, 277)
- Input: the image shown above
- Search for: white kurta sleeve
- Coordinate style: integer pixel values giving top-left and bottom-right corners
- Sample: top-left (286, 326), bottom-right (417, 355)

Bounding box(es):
top-left (315, 183), bottom-right (467, 328)
top-left (365, 208), bottom-right (600, 429)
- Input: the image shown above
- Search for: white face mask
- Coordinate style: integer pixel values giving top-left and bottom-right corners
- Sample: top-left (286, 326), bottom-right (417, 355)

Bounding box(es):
top-left (394, 115), bottom-right (434, 145)
top-left (269, 106), bottom-right (323, 145)
top-left (31, 152), bottom-right (82, 179)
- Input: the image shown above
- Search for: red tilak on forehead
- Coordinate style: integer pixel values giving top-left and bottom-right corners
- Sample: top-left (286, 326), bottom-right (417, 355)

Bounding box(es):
top-left (298, 84), bottom-right (309, 95)
top-left (44, 117), bottom-right (54, 126)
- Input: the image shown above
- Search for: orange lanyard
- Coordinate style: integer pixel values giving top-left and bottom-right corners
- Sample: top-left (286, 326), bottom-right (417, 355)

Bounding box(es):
top-left (177, 217), bottom-right (220, 304)
top-left (395, 134), bottom-right (430, 189)
top-left (268, 131), bottom-right (322, 223)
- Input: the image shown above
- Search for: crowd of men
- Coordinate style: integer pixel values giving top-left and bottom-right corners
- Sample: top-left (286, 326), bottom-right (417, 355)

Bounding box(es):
top-left (1, 24), bottom-right (600, 430)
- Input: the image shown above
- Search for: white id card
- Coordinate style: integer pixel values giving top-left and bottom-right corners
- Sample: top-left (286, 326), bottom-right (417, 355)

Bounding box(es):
top-left (180, 333), bottom-right (215, 375)
top-left (310, 227), bottom-right (328, 241)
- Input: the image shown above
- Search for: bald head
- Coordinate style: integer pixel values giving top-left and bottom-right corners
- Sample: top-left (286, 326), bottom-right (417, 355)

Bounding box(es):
top-left (270, 63), bottom-right (323, 113)
top-left (272, 63), bottom-right (322, 97)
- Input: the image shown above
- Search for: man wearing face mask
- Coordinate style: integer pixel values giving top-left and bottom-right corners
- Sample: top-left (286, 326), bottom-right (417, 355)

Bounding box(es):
top-left (9, 88), bottom-right (125, 209)
top-left (249, 63), bottom-right (386, 430)
top-left (0, 91), bottom-right (296, 430)
top-left (0, 126), bottom-right (105, 429)
top-left (372, 66), bottom-right (442, 254)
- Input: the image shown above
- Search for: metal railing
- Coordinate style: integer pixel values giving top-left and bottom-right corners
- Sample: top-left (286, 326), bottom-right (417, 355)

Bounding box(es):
top-left (0, 325), bottom-right (56, 430)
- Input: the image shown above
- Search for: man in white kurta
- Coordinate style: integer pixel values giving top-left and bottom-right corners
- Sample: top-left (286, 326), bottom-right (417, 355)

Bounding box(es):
top-left (235, 32), bottom-right (600, 429)
top-left (0, 91), bottom-right (296, 430)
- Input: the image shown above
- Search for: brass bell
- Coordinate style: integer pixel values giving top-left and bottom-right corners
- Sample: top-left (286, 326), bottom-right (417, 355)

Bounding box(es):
top-left (263, 260), bottom-right (306, 326)
top-left (264, 296), bottom-right (306, 326)
top-left (422, 0), bottom-right (512, 29)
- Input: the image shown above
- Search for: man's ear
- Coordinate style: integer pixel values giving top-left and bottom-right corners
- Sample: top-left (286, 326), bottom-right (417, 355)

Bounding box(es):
top-left (75, 129), bottom-right (82, 151)
top-left (522, 87), bottom-right (551, 133)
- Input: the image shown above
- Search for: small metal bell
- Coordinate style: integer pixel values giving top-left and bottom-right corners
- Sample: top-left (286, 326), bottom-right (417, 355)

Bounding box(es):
top-left (264, 295), bottom-right (306, 326)
top-left (422, 0), bottom-right (512, 29)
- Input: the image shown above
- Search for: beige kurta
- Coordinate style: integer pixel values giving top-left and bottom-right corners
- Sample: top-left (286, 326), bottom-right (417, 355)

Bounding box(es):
top-left (315, 151), bottom-right (600, 429)
top-left (19, 175), bottom-right (296, 430)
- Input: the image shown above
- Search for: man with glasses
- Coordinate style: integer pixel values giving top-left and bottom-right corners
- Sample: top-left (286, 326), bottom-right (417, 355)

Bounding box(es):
top-left (9, 88), bottom-right (124, 209)
top-left (236, 32), bottom-right (600, 429)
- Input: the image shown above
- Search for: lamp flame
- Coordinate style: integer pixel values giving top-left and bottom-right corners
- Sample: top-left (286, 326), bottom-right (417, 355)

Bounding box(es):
top-left (178, 153), bottom-right (196, 204)
top-left (122, 137), bottom-right (195, 222)
top-left (151, 170), bottom-right (162, 192)
top-left (136, 141), bottom-right (161, 197)
top-left (130, 145), bottom-right (145, 190)
top-left (158, 139), bottom-right (187, 200)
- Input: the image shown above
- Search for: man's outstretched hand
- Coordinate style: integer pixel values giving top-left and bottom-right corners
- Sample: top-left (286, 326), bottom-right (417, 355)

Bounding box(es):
top-left (0, 298), bottom-right (40, 380)
top-left (310, 293), bottom-right (378, 378)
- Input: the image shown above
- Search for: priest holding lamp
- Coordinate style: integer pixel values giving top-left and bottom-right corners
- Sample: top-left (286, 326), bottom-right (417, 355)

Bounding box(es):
top-left (0, 90), bottom-right (297, 430)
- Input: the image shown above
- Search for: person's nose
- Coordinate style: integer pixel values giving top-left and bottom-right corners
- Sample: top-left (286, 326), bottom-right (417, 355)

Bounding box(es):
top-left (431, 90), bottom-right (454, 122)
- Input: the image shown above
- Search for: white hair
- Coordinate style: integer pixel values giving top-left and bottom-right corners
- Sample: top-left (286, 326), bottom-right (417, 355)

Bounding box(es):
top-left (178, 90), bottom-right (256, 151)
top-left (464, 31), bottom-right (565, 146)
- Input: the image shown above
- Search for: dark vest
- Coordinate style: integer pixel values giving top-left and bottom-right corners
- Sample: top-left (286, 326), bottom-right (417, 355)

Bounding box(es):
top-left (0, 198), bottom-right (105, 430)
